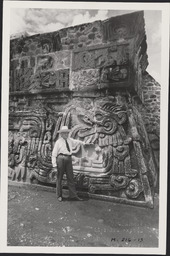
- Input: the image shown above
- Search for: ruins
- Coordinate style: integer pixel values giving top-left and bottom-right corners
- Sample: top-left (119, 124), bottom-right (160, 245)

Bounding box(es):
top-left (8, 11), bottom-right (160, 208)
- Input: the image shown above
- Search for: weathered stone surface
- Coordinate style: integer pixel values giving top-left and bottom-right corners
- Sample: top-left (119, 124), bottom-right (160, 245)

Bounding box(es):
top-left (57, 21), bottom-right (103, 50)
top-left (70, 69), bottom-right (100, 90)
top-left (141, 72), bottom-right (160, 135)
top-left (102, 11), bottom-right (145, 42)
top-left (10, 32), bottom-right (62, 59)
top-left (10, 67), bottom-right (34, 92)
top-left (10, 50), bottom-right (71, 92)
top-left (36, 55), bottom-right (54, 71)
top-left (10, 68), bottom-right (69, 92)
top-left (100, 64), bottom-right (129, 83)
top-left (72, 44), bottom-right (129, 71)
top-left (36, 51), bottom-right (71, 71)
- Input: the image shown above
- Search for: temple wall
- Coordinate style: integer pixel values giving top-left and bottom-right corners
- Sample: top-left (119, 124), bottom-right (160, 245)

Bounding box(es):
top-left (10, 11), bottom-right (147, 92)
top-left (141, 72), bottom-right (160, 135)
top-left (132, 73), bottom-right (160, 191)
top-left (8, 11), bottom-right (160, 207)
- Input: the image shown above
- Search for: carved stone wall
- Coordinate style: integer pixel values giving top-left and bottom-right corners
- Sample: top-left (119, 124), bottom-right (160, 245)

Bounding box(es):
top-left (131, 72), bottom-right (160, 191)
top-left (8, 11), bottom-right (160, 208)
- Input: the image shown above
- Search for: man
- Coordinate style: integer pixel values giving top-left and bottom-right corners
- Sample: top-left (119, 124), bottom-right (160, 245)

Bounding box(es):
top-left (52, 126), bottom-right (89, 202)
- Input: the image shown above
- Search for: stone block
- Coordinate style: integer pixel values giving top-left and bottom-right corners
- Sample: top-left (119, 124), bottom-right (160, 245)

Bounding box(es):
top-left (58, 21), bottom-right (102, 49)
top-left (72, 43), bottom-right (129, 71)
top-left (64, 38), bottom-right (71, 45)
top-left (76, 31), bottom-right (82, 37)
top-left (92, 27), bottom-right (98, 33)
top-left (72, 44), bottom-right (122, 71)
top-left (37, 55), bottom-right (54, 71)
top-left (79, 35), bottom-right (88, 42)
top-left (59, 28), bottom-right (67, 38)
top-left (100, 65), bottom-right (129, 84)
top-left (53, 51), bottom-right (71, 70)
top-left (10, 66), bottom-right (70, 92)
top-left (10, 32), bottom-right (62, 59)
top-left (72, 50), bottom-right (95, 71)
top-left (70, 69), bottom-right (100, 90)
top-left (33, 69), bottom-right (69, 91)
top-left (92, 38), bottom-right (103, 46)
top-left (36, 51), bottom-right (71, 72)
top-left (88, 33), bottom-right (96, 40)
top-left (102, 11), bottom-right (144, 42)
top-left (12, 67), bottom-right (34, 91)
top-left (79, 23), bottom-right (92, 33)
top-left (22, 45), bottom-right (29, 53)
top-left (29, 43), bottom-right (37, 51)
top-left (70, 38), bottom-right (79, 44)
top-left (78, 43), bottom-right (83, 48)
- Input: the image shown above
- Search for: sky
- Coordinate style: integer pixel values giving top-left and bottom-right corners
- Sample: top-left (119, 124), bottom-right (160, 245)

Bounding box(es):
top-left (10, 8), bottom-right (162, 83)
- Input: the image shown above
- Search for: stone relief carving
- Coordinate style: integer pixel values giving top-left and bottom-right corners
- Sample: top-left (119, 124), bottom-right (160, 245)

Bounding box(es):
top-left (53, 98), bottom-right (153, 204)
top-left (10, 69), bottom-right (69, 92)
top-left (37, 55), bottom-right (54, 71)
top-left (125, 179), bottom-right (143, 199)
top-left (72, 44), bottom-right (129, 72)
top-left (10, 32), bottom-right (62, 59)
top-left (8, 132), bottom-right (28, 181)
top-left (100, 65), bottom-right (128, 83)
top-left (102, 11), bottom-right (143, 42)
top-left (131, 106), bottom-right (158, 190)
top-left (8, 96), bottom-right (157, 207)
top-left (148, 132), bottom-right (159, 173)
top-left (10, 67), bottom-right (34, 92)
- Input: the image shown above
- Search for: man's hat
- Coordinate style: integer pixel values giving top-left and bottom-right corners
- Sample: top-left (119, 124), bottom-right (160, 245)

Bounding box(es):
top-left (58, 126), bottom-right (71, 133)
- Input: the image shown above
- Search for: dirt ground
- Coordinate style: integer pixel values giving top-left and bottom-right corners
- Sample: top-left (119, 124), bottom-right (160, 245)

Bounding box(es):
top-left (8, 184), bottom-right (159, 247)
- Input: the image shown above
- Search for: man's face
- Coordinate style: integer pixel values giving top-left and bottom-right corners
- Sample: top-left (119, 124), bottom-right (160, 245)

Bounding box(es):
top-left (61, 132), bottom-right (69, 140)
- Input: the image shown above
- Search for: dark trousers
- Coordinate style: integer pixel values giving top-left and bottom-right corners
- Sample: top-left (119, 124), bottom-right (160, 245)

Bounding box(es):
top-left (56, 155), bottom-right (77, 198)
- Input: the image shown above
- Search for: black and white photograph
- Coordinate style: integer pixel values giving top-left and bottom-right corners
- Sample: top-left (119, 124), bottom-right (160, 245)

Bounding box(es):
top-left (0, 1), bottom-right (169, 254)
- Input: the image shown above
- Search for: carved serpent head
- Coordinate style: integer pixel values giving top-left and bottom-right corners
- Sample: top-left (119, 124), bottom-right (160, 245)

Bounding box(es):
top-left (75, 102), bottom-right (127, 141)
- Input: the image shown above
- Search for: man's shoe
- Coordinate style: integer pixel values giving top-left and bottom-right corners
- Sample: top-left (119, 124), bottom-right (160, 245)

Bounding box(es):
top-left (58, 197), bottom-right (62, 202)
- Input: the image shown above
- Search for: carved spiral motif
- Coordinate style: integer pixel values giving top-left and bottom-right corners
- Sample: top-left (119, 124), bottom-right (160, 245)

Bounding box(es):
top-left (125, 179), bottom-right (143, 199)
top-left (110, 175), bottom-right (130, 190)
top-left (104, 119), bottom-right (115, 131)
top-left (96, 117), bottom-right (118, 135)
